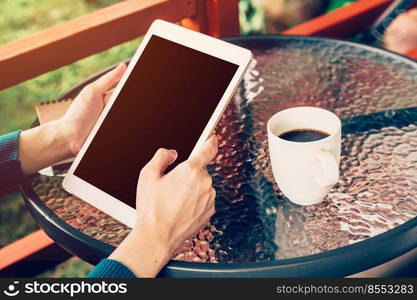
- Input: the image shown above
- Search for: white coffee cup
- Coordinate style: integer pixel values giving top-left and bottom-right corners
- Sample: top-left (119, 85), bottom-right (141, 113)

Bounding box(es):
top-left (267, 106), bottom-right (341, 205)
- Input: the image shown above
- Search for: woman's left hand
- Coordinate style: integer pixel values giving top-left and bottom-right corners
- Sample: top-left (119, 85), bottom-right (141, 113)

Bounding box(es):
top-left (60, 63), bottom-right (126, 156)
top-left (18, 63), bottom-right (126, 175)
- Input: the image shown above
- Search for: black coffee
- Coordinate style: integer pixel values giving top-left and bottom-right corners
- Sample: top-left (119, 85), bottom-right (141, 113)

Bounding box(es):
top-left (279, 129), bottom-right (329, 142)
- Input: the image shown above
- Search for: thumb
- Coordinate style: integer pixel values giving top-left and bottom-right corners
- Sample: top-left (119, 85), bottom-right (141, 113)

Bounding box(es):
top-left (143, 148), bottom-right (178, 178)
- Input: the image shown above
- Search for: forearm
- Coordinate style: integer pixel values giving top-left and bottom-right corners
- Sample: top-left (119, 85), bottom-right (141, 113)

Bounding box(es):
top-left (109, 225), bottom-right (172, 278)
top-left (19, 120), bottom-right (71, 175)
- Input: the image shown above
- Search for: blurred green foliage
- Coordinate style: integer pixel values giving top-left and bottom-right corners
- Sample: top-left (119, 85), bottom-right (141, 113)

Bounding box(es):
top-left (326, 0), bottom-right (357, 12)
top-left (239, 0), bottom-right (265, 35)
top-left (38, 257), bottom-right (93, 278)
top-left (239, 0), bottom-right (357, 34)
top-left (0, 192), bottom-right (38, 247)
top-left (0, 0), bottom-right (122, 45)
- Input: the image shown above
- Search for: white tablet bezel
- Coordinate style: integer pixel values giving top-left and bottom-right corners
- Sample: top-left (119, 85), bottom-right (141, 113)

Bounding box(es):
top-left (63, 19), bottom-right (252, 228)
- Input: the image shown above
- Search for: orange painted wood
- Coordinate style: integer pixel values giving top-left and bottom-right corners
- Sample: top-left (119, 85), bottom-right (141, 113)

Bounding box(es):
top-left (0, 230), bottom-right (53, 270)
top-left (283, 0), bottom-right (392, 38)
top-left (181, 0), bottom-right (239, 37)
top-left (0, 230), bottom-right (71, 276)
top-left (0, 230), bottom-right (55, 270)
top-left (0, 0), bottom-right (197, 91)
top-left (406, 47), bottom-right (417, 59)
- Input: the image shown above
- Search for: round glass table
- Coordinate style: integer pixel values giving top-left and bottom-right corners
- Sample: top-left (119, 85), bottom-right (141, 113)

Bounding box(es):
top-left (22, 35), bottom-right (417, 277)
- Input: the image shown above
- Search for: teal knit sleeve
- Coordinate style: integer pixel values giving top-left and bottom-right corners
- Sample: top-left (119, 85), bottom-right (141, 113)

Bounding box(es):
top-left (0, 130), bottom-right (24, 191)
top-left (87, 259), bottom-right (136, 278)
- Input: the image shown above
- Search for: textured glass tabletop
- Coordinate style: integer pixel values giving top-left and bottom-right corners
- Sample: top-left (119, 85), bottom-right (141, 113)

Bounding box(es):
top-left (32, 36), bottom-right (417, 264)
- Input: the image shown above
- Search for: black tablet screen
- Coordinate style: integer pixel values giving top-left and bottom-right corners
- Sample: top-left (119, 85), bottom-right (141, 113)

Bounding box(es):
top-left (74, 35), bottom-right (239, 208)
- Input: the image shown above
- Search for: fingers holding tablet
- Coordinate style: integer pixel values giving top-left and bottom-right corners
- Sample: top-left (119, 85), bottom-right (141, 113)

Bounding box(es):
top-left (91, 63), bottom-right (126, 97)
top-left (59, 63), bottom-right (127, 156)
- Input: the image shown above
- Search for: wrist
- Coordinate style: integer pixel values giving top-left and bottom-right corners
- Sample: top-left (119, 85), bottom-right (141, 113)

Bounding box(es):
top-left (134, 216), bottom-right (177, 254)
top-left (18, 121), bottom-right (73, 175)
top-left (49, 119), bottom-right (73, 159)
top-left (109, 225), bottom-right (172, 277)
top-left (132, 223), bottom-right (175, 256)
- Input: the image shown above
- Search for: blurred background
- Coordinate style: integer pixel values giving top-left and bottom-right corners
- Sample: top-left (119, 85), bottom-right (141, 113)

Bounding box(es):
top-left (0, 0), bottom-right (355, 277)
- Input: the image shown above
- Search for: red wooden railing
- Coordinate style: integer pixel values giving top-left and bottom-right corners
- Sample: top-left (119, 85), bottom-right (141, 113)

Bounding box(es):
top-left (0, 0), bottom-right (416, 276)
top-left (283, 0), bottom-right (393, 37)
top-left (0, 231), bottom-right (71, 277)
top-left (407, 47), bottom-right (417, 59)
top-left (0, 0), bottom-right (240, 91)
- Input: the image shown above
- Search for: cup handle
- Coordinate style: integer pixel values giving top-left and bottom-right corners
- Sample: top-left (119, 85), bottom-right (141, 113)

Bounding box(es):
top-left (313, 150), bottom-right (339, 187)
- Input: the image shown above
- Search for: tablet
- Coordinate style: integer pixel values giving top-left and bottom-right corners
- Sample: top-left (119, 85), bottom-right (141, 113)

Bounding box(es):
top-left (63, 19), bottom-right (252, 228)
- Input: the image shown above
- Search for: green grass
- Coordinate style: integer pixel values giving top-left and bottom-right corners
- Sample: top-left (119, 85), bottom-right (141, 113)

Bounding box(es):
top-left (0, 192), bottom-right (38, 247)
top-left (38, 257), bottom-right (94, 278)
top-left (0, 0), bottom-right (121, 45)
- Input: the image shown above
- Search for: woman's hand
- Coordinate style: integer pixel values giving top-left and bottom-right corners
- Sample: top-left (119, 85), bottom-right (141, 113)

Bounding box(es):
top-left (18, 64), bottom-right (126, 175)
top-left (60, 63), bottom-right (126, 156)
top-left (385, 8), bottom-right (417, 54)
top-left (109, 136), bottom-right (218, 277)
top-left (136, 135), bottom-right (217, 252)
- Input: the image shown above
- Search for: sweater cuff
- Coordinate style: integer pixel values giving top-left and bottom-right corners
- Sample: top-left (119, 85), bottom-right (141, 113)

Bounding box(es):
top-left (0, 130), bottom-right (25, 192)
top-left (0, 130), bottom-right (21, 161)
top-left (87, 259), bottom-right (136, 278)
